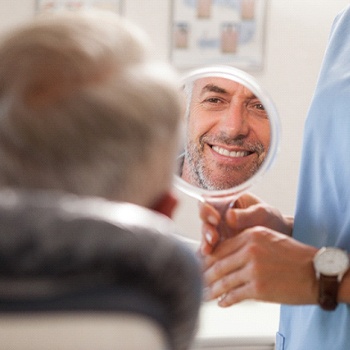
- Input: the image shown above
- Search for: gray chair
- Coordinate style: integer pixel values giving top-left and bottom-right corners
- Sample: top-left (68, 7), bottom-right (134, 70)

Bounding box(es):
top-left (0, 189), bottom-right (202, 350)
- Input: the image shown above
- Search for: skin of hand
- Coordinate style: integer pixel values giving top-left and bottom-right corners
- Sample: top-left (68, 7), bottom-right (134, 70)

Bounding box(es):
top-left (202, 226), bottom-right (318, 307)
top-left (198, 193), bottom-right (350, 306)
top-left (199, 192), bottom-right (294, 255)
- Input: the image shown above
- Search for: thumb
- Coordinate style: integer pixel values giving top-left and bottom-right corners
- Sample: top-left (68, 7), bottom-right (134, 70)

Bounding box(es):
top-left (225, 205), bottom-right (262, 232)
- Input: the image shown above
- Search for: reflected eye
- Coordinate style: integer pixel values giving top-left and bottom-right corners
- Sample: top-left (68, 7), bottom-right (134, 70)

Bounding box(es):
top-left (248, 100), bottom-right (265, 110)
top-left (247, 100), bottom-right (268, 118)
top-left (200, 96), bottom-right (228, 111)
top-left (203, 97), bottom-right (223, 104)
top-left (254, 103), bottom-right (265, 110)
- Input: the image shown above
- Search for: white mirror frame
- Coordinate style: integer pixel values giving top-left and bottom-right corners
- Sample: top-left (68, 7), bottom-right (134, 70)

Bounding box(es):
top-left (174, 65), bottom-right (280, 203)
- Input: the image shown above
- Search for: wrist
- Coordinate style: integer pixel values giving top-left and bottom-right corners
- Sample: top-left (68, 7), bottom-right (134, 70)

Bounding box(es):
top-left (338, 268), bottom-right (350, 303)
top-left (313, 247), bottom-right (350, 310)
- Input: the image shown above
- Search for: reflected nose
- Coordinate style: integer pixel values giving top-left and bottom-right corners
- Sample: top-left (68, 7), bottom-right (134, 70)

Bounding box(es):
top-left (218, 102), bottom-right (249, 138)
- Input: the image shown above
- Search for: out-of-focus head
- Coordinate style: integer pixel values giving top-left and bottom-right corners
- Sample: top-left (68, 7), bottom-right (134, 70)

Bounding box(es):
top-left (0, 11), bottom-right (182, 208)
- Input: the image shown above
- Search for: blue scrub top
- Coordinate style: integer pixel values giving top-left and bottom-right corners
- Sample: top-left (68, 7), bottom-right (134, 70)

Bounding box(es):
top-left (277, 5), bottom-right (350, 350)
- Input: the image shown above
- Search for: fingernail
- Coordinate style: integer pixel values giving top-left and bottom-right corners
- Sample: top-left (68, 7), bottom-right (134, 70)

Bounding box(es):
top-left (218, 294), bottom-right (228, 307)
top-left (205, 231), bottom-right (213, 245)
top-left (208, 215), bottom-right (218, 226)
top-left (229, 201), bottom-right (235, 209)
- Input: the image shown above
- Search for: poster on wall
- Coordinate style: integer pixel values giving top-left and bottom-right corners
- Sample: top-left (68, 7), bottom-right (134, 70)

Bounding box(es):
top-left (36, 0), bottom-right (123, 14)
top-left (170, 0), bottom-right (267, 71)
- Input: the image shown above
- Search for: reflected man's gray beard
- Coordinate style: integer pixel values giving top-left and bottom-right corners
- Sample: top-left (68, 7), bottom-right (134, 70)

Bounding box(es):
top-left (184, 143), bottom-right (212, 190)
top-left (184, 138), bottom-right (265, 191)
top-left (185, 142), bottom-right (232, 190)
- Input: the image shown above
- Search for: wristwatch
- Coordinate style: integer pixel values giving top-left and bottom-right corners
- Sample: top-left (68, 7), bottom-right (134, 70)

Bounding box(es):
top-left (313, 247), bottom-right (349, 311)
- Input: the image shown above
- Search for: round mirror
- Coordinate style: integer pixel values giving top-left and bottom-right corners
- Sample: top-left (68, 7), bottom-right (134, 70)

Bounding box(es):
top-left (175, 65), bottom-right (280, 236)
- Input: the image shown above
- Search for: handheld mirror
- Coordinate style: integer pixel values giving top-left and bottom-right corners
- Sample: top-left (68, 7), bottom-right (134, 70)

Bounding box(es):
top-left (175, 65), bottom-right (280, 240)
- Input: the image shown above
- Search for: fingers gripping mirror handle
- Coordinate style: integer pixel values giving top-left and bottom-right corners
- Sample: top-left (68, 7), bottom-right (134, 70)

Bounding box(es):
top-left (205, 198), bottom-right (237, 242)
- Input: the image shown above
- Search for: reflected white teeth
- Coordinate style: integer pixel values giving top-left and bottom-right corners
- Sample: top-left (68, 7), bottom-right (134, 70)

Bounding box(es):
top-left (212, 146), bottom-right (249, 158)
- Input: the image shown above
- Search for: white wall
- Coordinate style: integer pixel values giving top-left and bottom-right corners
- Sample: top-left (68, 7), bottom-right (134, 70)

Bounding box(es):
top-left (174, 0), bottom-right (349, 240)
top-left (0, 0), bottom-right (348, 240)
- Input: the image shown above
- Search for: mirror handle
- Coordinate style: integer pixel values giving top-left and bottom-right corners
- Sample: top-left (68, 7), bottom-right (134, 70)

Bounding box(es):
top-left (205, 197), bottom-right (237, 242)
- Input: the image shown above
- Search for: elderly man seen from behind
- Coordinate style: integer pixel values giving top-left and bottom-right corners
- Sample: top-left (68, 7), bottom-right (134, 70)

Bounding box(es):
top-left (0, 11), bottom-right (202, 350)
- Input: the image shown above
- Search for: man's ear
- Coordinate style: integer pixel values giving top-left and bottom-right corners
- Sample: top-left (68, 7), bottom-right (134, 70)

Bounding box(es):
top-left (152, 191), bottom-right (178, 218)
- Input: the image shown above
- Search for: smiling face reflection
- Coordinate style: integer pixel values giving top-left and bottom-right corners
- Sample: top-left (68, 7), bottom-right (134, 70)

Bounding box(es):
top-left (181, 77), bottom-right (271, 190)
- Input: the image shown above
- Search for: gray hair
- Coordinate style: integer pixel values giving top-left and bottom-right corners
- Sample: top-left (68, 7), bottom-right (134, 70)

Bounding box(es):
top-left (0, 11), bottom-right (182, 207)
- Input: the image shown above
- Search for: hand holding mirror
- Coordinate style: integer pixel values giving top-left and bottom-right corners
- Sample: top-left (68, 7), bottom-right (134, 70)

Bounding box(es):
top-left (175, 65), bottom-right (280, 241)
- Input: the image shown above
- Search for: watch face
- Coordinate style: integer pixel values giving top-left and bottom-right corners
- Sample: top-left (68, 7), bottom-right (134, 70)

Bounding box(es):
top-left (314, 247), bottom-right (350, 276)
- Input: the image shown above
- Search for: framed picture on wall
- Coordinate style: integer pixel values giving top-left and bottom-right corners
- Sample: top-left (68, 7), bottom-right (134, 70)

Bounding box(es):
top-left (36, 0), bottom-right (123, 14)
top-left (170, 0), bottom-right (267, 71)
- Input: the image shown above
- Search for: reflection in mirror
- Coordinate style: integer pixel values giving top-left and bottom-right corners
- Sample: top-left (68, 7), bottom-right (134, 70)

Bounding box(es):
top-left (175, 65), bottom-right (280, 240)
top-left (179, 76), bottom-right (271, 191)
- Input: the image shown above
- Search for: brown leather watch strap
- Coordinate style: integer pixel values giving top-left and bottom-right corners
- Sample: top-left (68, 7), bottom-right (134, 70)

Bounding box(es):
top-left (318, 274), bottom-right (339, 311)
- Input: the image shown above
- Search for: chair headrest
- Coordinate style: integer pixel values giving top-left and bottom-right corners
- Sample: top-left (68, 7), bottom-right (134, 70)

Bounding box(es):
top-left (0, 189), bottom-right (202, 350)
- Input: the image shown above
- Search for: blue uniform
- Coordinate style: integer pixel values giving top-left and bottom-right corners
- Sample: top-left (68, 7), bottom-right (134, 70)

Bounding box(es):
top-left (276, 5), bottom-right (350, 349)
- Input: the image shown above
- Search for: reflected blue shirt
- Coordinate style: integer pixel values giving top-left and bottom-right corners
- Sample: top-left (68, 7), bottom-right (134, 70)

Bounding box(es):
top-left (277, 5), bottom-right (350, 350)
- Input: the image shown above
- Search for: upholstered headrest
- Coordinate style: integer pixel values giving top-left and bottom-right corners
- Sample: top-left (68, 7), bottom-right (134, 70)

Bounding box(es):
top-left (0, 189), bottom-right (202, 350)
